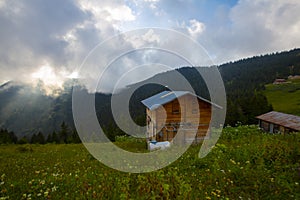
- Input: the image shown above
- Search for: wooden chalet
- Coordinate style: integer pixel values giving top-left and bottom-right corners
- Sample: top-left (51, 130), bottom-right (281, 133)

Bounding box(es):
top-left (141, 91), bottom-right (221, 144)
top-left (256, 111), bottom-right (300, 134)
top-left (273, 79), bottom-right (287, 84)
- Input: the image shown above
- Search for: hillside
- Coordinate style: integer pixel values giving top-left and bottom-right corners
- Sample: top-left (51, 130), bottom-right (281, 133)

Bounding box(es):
top-left (126, 48), bottom-right (300, 126)
top-left (0, 48), bottom-right (300, 138)
top-left (0, 81), bottom-right (78, 138)
top-left (264, 78), bottom-right (300, 116)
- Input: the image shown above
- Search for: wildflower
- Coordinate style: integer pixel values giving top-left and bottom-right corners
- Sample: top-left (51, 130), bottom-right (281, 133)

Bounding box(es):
top-left (205, 197), bottom-right (211, 200)
top-left (52, 186), bottom-right (57, 192)
top-left (245, 161), bottom-right (250, 164)
top-left (295, 182), bottom-right (299, 185)
top-left (44, 191), bottom-right (49, 197)
top-left (0, 182), bottom-right (4, 185)
top-left (37, 193), bottom-right (41, 197)
top-left (52, 173), bottom-right (59, 177)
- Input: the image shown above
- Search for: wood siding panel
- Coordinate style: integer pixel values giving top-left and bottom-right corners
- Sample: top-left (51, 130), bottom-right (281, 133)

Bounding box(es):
top-left (147, 93), bottom-right (212, 143)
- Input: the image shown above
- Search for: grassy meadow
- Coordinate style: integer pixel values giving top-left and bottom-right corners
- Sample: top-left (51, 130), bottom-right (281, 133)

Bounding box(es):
top-left (0, 125), bottom-right (299, 199)
top-left (264, 79), bottom-right (300, 116)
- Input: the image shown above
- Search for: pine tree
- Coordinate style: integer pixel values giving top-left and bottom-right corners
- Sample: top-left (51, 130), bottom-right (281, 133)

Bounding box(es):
top-left (18, 136), bottom-right (28, 144)
top-left (0, 129), bottom-right (18, 144)
top-left (52, 131), bottom-right (59, 143)
top-left (37, 132), bottom-right (45, 144)
top-left (71, 129), bottom-right (81, 143)
top-left (30, 133), bottom-right (38, 144)
top-left (59, 122), bottom-right (69, 143)
top-left (46, 132), bottom-right (53, 143)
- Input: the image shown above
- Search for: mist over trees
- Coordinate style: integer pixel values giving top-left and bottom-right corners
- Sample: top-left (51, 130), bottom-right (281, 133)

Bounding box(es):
top-left (0, 48), bottom-right (300, 141)
top-left (0, 122), bottom-right (81, 144)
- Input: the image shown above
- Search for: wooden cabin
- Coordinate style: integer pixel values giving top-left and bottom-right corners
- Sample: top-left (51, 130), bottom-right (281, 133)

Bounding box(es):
top-left (141, 91), bottom-right (220, 144)
top-left (256, 111), bottom-right (300, 134)
top-left (273, 79), bottom-right (287, 84)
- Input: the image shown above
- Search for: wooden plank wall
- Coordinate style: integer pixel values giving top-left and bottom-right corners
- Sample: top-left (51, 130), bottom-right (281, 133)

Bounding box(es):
top-left (147, 94), bottom-right (212, 143)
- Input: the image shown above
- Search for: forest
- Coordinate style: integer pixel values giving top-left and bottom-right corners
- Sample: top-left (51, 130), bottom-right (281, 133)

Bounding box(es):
top-left (0, 48), bottom-right (300, 141)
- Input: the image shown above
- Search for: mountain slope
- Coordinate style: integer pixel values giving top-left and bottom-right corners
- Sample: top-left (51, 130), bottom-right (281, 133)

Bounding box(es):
top-left (0, 48), bottom-right (300, 137)
top-left (264, 78), bottom-right (300, 116)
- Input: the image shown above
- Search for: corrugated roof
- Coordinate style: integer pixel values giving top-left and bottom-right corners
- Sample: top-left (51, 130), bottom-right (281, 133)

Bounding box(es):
top-left (256, 111), bottom-right (300, 131)
top-left (141, 91), bottom-right (221, 111)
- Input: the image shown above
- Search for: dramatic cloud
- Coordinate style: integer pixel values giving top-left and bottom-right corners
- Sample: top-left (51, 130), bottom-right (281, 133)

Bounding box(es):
top-left (0, 0), bottom-right (88, 83)
top-left (0, 0), bottom-right (299, 93)
top-left (0, 0), bottom-right (138, 92)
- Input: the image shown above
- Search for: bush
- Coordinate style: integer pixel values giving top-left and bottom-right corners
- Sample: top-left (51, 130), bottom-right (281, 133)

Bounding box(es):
top-left (16, 145), bottom-right (33, 153)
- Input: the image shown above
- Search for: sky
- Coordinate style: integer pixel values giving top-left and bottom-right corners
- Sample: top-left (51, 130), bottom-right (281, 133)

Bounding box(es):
top-left (0, 0), bottom-right (300, 93)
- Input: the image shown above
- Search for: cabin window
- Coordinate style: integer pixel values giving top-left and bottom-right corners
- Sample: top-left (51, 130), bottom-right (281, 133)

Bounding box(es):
top-left (172, 101), bottom-right (180, 114)
top-left (273, 124), bottom-right (279, 133)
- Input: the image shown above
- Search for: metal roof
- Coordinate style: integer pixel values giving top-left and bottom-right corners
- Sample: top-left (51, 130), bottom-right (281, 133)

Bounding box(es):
top-left (256, 111), bottom-right (300, 131)
top-left (141, 91), bottom-right (222, 111)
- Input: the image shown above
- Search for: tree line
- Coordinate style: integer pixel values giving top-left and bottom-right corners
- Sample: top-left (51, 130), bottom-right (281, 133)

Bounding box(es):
top-left (0, 122), bottom-right (81, 144)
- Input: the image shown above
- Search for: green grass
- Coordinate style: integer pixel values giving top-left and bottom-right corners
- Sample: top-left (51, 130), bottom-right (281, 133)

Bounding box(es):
top-left (0, 126), bottom-right (299, 199)
top-left (264, 79), bottom-right (300, 116)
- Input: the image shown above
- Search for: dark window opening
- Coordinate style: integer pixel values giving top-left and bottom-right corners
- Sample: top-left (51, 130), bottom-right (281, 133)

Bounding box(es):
top-left (172, 101), bottom-right (180, 114)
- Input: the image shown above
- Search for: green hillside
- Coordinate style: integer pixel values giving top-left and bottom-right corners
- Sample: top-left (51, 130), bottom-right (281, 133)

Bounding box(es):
top-left (264, 78), bottom-right (300, 116)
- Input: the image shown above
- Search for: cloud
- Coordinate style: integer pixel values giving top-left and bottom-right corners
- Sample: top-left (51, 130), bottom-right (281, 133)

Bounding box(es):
top-left (0, 0), bottom-right (88, 83)
top-left (78, 0), bottom-right (135, 23)
top-left (199, 0), bottom-right (300, 63)
top-left (1, 0), bottom-right (300, 94)
top-left (187, 19), bottom-right (205, 38)
top-left (0, 0), bottom-right (137, 93)
top-left (125, 29), bottom-right (160, 48)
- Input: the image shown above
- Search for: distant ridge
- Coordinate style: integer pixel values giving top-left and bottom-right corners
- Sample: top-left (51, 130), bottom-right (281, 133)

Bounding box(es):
top-left (0, 48), bottom-right (300, 137)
